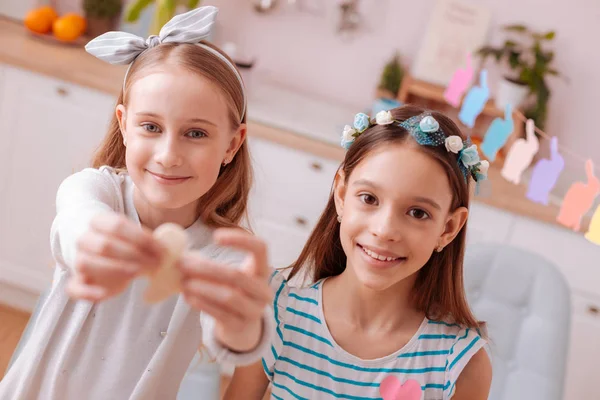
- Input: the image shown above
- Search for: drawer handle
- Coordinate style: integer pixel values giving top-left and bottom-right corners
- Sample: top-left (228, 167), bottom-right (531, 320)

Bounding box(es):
top-left (310, 162), bottom-right (323, 171)
top-left (588, 305), bottom-right (599, 316)
top-left (294, 216), bottom-right (308, 227)
top-left (56, 87), bottom-right (69, 97)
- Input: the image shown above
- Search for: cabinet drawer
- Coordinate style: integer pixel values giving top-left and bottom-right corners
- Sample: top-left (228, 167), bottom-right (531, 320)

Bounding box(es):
top-left (252, 217), bottom-right (311, 269)
top-left (248, 137), bottom-right (340, 227)
top-left (3, 65), bottom-right (116, 111)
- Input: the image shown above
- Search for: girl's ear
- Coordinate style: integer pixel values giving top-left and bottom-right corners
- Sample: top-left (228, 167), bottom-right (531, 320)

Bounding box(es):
top-left (437, 206), bottom-right (468, 249)
top-left (224, 123), bottom-right (247, 163)
top-left (116, 104), bottom-right (127, 145)
top-left (333, 169), bottom-right (347, 218)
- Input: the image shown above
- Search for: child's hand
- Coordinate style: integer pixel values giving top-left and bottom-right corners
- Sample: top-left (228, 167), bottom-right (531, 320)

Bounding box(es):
top-left (67, 213), bottom-right (164, 302)
top-left (178, 228), bottom-right (273, 353)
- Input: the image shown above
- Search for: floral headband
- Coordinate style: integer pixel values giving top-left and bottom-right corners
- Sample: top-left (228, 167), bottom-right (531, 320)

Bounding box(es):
top-left (340, 110), bottom-right (489, 189)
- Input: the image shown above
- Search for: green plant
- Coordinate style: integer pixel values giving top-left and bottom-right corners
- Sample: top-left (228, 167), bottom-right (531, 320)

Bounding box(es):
top-left (378, 52), bottom-right (404, 98)
top-left (125, 0), bottom-right (202, 35)
top-left (476, 24), bottom-right (565, 130)
top-left (83, 0), bottom-right (123, 19)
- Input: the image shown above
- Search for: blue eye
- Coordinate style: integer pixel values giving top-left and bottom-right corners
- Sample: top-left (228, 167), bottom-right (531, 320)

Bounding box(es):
top-left (186, 130), bottom-right (207, 139)
top-left (142, 123), bottom-right (160, 133)
top-left (408, 208), bottom-right (430, 220)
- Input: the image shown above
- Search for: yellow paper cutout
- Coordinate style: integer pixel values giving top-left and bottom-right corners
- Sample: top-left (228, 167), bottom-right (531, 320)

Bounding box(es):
top-left (585, 204), bottom-right (600, 245)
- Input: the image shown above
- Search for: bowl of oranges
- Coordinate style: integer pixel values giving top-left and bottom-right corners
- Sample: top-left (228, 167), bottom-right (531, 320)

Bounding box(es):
top-left (24, 6), bottom-right (88, 45)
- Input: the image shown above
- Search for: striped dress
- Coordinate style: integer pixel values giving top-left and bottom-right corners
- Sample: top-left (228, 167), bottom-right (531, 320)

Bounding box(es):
top-left (262, 271), bottom-right (488, 400)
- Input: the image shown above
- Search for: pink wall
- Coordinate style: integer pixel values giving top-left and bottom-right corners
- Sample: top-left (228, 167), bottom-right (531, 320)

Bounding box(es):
top-left (210, 0), bottom-right (599, 197)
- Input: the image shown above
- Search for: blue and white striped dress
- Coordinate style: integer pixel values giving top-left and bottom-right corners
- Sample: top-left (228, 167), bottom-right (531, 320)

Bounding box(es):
top-left (262, 271), bottom-right (488, 400)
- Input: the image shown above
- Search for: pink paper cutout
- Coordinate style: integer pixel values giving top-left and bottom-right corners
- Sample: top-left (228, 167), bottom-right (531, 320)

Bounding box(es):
top-left (444, 53), bottom-right (474, 108)
top-left (481, 104), bottom-right (514, 162)
top-left (526, 136), bottom-right (565, 205)
top-left (458, 69), bottom-right (490, 128)
top-left (585, 204), bottom-right (600, 245)
top-left (557, 159), bottom-right (600, 232)
top-left (379, 376), bottom-right (422, 400)
top-left (501, 119), bottom-right (539, 184)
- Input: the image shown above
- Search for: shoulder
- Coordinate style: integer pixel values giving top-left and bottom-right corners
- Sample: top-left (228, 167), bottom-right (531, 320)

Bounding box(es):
top-left (57, 166), bottom-right (126, 197)
top-left (451, 346), bottom-right (492, 399)
top-left (432, 320), bottom-right (490, 399)
top-left (55, 166), bottom-right (128, 210)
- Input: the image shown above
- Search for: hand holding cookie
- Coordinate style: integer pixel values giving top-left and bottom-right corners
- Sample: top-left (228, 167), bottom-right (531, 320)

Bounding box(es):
top-left (67, 213), bottom-right (164, 302)
top-left (178, 228), bottom-right (273, 352)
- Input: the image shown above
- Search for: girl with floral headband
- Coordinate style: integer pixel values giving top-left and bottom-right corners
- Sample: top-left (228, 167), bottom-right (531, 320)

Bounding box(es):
top-left (0, 7), bottom-right (274, 400)
top-left (225, 105), bottom-right (492, 400)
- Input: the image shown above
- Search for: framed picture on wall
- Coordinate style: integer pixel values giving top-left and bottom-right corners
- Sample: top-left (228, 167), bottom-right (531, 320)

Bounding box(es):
top-left (411, 0), bottom-right (492, 86)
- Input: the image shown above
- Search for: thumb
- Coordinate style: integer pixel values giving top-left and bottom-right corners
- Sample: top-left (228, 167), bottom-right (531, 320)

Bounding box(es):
top-left (213, 228), bottom-right (270, 278)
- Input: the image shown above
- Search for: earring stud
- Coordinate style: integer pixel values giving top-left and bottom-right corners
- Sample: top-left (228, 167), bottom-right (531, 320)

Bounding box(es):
top-left (337, 214), bottom-right (342, 223)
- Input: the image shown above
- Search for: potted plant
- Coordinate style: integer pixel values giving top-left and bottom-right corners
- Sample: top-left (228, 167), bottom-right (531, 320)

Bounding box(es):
top-left (125, 0), bottom-right (202, 36)
top-left (377, 52), bottom-right (404, 99)
top-left (372, 52), bottom-right (404, 114)
top-left (476, 24), bottom-right (564, 130)
top-left (83, 0), bottom-right (123, 37)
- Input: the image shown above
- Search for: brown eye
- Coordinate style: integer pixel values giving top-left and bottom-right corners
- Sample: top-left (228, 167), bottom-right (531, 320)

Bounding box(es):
top-left (359, 194), bottom-right (378, 205)
top-left (408, 208), bottom-right (430, 220)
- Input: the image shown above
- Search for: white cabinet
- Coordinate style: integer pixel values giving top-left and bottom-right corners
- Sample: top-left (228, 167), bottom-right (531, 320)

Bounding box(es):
top-left (467, 202), bottom-right (517, 245)
top-left (247, 136), bottom-right (340, 270)
top-left (0, 65), bottom-right (114, 294)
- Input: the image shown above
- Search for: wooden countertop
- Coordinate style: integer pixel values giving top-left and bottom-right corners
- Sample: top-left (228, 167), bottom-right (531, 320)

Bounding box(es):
top-left (0, 17), bottom-right (589, 232)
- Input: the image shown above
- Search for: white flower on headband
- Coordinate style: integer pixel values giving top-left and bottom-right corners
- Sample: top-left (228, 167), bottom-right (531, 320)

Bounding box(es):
top-left (478, 160), bottom-right (490, 175)
top-left (445, 136), bottom-right (464, 154)
top-left (342, 125), bottom-right (357, 142)
top-left (375, 110), bottom-right (394, 125)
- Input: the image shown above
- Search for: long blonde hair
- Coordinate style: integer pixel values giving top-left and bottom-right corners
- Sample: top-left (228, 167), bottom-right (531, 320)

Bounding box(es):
top-left (92, 42), bottom-right (251, 229)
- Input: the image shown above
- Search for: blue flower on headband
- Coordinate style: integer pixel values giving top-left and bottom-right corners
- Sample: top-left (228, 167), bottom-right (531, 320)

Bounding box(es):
top-left (353, 113), bottom-right (371, 133)
top-left (419, 116), bottom-right (440, 133)
top-left (459, 145), bottom-right (480, 167)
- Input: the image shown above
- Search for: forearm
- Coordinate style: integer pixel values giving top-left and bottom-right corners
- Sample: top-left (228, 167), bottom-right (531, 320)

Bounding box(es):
top-left (200, 307), bottom-right (273, 366)
top-left (223, 362), bottom-right (270, 400)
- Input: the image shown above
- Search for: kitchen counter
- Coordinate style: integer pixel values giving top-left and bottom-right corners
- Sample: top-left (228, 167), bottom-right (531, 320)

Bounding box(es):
top-left (0, 16), bottom-right (589, 232)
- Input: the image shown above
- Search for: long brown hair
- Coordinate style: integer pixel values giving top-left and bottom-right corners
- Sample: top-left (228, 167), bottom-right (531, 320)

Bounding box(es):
top-left (288, 104), bottom-right (482, 330)
top-left (92, 42), bottom-right (251, 228)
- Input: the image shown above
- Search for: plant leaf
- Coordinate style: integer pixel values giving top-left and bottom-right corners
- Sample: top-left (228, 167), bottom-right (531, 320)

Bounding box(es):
top-left (508, 50), bottom-right (521, 69)
top-left (544, 31), bottom-right (556, 40)
top-left (503, 24), bottom-right (527, 32)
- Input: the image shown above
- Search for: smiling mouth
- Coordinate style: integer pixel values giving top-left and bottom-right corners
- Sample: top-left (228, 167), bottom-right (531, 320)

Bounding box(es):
top-left (147, 170), bottom-right (192, 181)
top-left (358, 244), bottom-right (405, 262)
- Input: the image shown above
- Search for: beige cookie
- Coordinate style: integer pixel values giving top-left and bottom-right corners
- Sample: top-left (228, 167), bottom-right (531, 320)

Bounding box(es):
top-left (143, 223), bottom-right (188, 304)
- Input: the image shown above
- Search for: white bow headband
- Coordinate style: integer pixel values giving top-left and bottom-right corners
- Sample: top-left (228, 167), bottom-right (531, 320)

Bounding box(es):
top-left (85, 6), bottom-right (246, 122)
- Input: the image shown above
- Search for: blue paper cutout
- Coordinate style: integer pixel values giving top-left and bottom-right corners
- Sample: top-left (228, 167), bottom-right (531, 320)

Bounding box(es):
top-left (526, 136), bottom-right (565, 205)
top-left (458, 69), bottom-right (490, 128)
top-left (480, 104), bottom-right (514, 162)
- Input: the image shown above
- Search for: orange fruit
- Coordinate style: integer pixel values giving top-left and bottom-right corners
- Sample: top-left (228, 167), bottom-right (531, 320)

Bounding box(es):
top-left (62, 13), bottom-right (87, 35)
top-left (37, 6), bottom-right (58, 23)
top-left (52, 16), bottom-right (82, 42)
top-left (24, 8), bottom-right (54, 34)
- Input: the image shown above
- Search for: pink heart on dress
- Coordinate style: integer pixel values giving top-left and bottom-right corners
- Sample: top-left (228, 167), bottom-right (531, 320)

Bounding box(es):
top-left (379, 376), bottom-right (422, 400)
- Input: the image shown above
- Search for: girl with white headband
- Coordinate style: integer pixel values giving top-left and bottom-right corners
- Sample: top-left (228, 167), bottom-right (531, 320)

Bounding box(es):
top-left (0, 6), bottom-right (273, 400)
